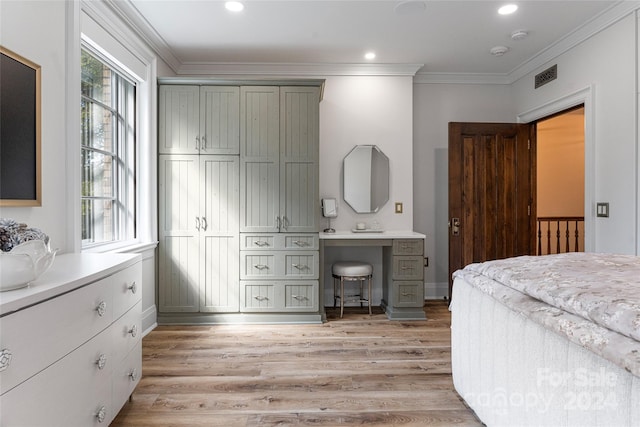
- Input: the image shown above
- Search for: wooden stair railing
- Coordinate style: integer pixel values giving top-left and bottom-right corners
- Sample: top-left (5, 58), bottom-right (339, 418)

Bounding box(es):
top-left (536, 216), bottom-right (585, 255)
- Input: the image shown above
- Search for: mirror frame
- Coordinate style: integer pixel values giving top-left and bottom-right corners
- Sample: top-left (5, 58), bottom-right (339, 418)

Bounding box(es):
top-left (343, 145), bottom-right (389, 213)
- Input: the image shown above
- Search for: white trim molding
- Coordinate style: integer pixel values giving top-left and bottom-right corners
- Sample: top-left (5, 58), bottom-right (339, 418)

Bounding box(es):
top-left (517, 85), bottom-right (596, 253)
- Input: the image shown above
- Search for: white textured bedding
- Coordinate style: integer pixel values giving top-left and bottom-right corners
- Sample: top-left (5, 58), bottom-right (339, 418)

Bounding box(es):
top-left (451, 253), bottom-right (640, 427)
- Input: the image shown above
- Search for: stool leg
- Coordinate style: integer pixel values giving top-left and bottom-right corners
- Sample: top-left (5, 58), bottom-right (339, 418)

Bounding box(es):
top-left (340, 277), bottom-right (345, 318)
top-left (359, 278), bottom-right (364, 308)
top-left (333, 277), bottom-right (337, 309)
top-left (368, 275), bottom-right (372, 315)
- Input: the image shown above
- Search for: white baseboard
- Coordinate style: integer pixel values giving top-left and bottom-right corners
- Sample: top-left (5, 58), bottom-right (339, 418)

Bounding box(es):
top-left (142, 304), bottom-right (157, 336)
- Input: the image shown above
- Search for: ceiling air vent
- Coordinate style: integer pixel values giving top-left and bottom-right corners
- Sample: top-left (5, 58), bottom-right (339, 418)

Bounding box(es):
top-left (535, 64), bottom-right (557, 89)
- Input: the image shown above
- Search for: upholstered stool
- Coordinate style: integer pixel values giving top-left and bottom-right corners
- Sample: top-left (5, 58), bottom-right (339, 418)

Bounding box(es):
top-left (332, 261), bottom-right (373, 318)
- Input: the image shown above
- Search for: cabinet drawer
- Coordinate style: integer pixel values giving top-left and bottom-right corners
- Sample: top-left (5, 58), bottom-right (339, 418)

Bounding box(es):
top-left (391, 281), bottom-right (424, 308)
top-left (241, 234), bottom-right (277, 250)
top-left (392, 256), bottom-right (424, 281)
top-left (283, 282), bottom-right (318, 312)
top-left (0, 326), bottom-right (113, 426)
top-left (240, 233), bottom-right (319, 250)
top-left (112, 263), bottom-right (143, 320)
top-left (240, 281), bottom-right (319, 312)
top-left (0, 277), bottom-right (113, 394)
top-left (392, 239), bottom-right (423, 256)
top-left (241, 251), bottom-right (318, 279)
top-left (240, 282), bottom-right (277, 311)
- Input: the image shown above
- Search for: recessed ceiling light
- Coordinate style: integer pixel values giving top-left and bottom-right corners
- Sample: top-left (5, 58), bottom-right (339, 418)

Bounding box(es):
top-left (394, 1), bottom-right (427, 15)
top-left (364, 52), bottom-right (376, 60)
top-left (225, 1), bottom-right (244, 12)
top-left (498, 4), bottom-right (518, 15)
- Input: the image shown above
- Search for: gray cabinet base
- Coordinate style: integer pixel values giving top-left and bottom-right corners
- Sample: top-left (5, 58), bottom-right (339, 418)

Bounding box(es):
top-left (380, 299), bottom-right (427, 320)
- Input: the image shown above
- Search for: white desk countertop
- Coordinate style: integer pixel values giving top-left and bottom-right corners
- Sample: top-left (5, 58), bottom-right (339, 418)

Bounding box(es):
top-left (320, 230), bottom-right (425, 240)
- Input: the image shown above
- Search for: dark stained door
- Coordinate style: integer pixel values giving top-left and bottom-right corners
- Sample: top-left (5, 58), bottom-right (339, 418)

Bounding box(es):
top-left (448, 122), bottom-right (536, 297)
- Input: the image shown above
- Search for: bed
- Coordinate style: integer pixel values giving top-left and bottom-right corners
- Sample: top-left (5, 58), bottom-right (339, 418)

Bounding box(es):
top-left (450, 252), bottom-right (640, 427)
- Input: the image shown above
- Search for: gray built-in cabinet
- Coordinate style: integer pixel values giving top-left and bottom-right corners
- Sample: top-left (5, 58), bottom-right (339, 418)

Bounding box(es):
top-left (158, 81), bottom-right (322, 323)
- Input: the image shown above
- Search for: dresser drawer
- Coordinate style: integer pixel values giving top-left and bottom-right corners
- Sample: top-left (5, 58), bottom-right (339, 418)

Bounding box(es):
top-left (241, 234), bottom-right (277, 250)
top-left (391, 281), bottom-right (424, 308)
top-left (283, 234), bottom-right (318, 250)
top-left (241, 251), bottom-right (318, 279)
top-left (112, 343), bottom-right (142, 415)
top-left (283, 281), bottom-right (318, 311)
top-left (0, 277), bottom-right (113, 394)
top-left (0, 326), bottom-right (114, 426)
top-left (392, 256), bottom-right (424, 281)
top-left (392, 239), bottom-right (424, 256)
top-left (111, 300), bottom-right (142, 363)
top-left (112, 263), bottom-right (142, 320)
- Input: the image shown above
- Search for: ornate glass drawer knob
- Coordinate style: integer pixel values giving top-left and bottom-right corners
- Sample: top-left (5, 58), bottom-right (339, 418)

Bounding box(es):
top-left (96, 406), bottom-right (107, 423)
top-left (0, 349), bottom-right (12, 372)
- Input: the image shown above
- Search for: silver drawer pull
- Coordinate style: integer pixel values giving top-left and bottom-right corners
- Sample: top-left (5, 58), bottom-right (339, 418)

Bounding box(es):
top-left (254, 296), bottom-right (269, 301)
top-left (401, 293), bottom-right (415, 297)
top-left (292, 240), bottom-right (308, 247)
top-left (292, 295), bottom-right (308, 301)
top-left (0, 349), bottom-right (13, 372)
top-left (401, 266), bottom-right (413, 270)
top-left (254, 264), bottom-right (269, 270)
top-left (291, 264), bottom-right (308, 270)
top-left (195, 136), bottom-right (200, 150)
top-left (96, 406), bottom-right (107, 423)
top-left (128, 368), bottom-right (139, 382)
top-left (128, 324), bottom-right (138, 338)
top-left (96, 301), bottom-right (107, 317)
top-left (128, 281), bottom-right (137, 294)
top-left (96, 354), bottom-right (107, 370)
top-left (254, 240), bottom-right (269, 247)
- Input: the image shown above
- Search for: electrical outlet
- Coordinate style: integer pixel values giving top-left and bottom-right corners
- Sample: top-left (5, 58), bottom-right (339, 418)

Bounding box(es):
top-left (395, 202), bottom-right (403, 214)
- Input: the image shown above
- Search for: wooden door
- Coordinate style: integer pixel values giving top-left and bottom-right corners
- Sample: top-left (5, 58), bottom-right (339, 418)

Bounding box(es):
top-left (240, 86), bottom-right (280, 232)
top-left (448, 122), bottom-right (536, 297)
top-left (158, 85), bottom-right (200, 154)
top-left (280, 86), bottom-right (320, 232)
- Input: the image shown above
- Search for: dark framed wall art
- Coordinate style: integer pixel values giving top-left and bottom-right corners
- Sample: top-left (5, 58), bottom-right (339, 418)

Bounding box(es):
top-left (0, 46), bottom-right (42, 206)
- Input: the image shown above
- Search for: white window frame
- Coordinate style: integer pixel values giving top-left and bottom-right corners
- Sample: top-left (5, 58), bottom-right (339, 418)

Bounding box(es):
top-left (81, 47), bottom-right (137, 250)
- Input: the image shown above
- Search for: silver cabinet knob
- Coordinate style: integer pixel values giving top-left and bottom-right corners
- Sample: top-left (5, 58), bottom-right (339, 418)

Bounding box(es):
top-left (128, 281), bottom-right (137, 294)
top-left (96, 406), bottom-right (107, 423)
top-left (96, 354), bottom-right (107, 370)
top-left (128, 368), bottom-right (139, 382)
top-left (128, 324), bottom-right (138, 338)
top-left (96, 301), bottom-right (107, 317)
top-left (0, 349), bottom-right (12, 372)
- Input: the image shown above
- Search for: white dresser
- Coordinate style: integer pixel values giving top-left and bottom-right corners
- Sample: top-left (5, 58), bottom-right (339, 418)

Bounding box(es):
top-left (0, 253), bottom-right (142, 426)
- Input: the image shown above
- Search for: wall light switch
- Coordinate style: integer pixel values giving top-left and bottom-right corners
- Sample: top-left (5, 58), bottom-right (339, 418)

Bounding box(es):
top-left (596, 202), bottom-right (609, 218)
top-left (395, 202), bottom-right (403, 214)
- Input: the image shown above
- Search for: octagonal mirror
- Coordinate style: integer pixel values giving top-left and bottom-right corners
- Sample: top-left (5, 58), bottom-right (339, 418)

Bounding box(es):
top-left (343, 145), bottom-right (389, 213)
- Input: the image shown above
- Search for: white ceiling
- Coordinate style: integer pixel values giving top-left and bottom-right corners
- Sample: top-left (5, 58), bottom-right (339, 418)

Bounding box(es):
top-left (121, 0), bottom-right (622, 77)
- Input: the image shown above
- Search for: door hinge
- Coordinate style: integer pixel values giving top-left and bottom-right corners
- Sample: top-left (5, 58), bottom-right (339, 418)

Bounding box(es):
top-left (528, 139), bottom-right (531, 150)
top-left (528, 205), bottom-right (531, 216)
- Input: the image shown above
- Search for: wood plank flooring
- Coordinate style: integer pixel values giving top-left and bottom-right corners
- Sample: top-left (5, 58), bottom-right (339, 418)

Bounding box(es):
top-left (111, 301), bottom-right (482, 426)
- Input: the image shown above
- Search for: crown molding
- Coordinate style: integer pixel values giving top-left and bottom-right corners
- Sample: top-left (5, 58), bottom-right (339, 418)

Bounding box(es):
top-left (177, 62), bottom-right (424, 77)
top-left (413, 72), bottom-right (511, 85)
top-left (102, 0), bottom-right (182, 72)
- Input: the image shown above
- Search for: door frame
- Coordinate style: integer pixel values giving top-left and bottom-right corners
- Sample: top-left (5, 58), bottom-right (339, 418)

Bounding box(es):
top-left (517, 85), bottom-right (595, 252)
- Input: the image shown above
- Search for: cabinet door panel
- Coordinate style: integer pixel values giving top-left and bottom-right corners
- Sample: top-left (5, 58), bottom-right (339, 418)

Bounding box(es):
top-left (201, 235), bottom-right (240, 312)
top-left (241, 160), bottom-right (279, 232)
top-left (200, 86), bottom-right (240, 154)
top-left (159, 85), bottom-right (200, 154)
top-left (281, 160), bottom-right (318, 232)
top-left (158, 155), bottom-right (199, 312)
top-left (201, 155), bottom-right (239, 234)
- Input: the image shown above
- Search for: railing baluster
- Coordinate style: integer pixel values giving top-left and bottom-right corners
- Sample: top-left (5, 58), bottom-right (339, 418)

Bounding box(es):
top-left (536, 216), bottom-right (584, 256)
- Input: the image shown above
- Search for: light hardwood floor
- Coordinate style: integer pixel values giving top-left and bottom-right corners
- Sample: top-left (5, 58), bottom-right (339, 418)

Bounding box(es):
top-left (111, 301), bottom-right (482, 426)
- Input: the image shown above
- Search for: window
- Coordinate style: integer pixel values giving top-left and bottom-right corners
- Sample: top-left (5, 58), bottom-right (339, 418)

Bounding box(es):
top-left (81, 49), bottom-right (136, 248)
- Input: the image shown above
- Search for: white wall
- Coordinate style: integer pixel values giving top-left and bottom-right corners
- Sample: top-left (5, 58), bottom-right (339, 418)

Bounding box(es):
top-left (412, 83), bottom-right (515, 298)
top-left (512, 13), bottom-right (637, 255)
top-left (319, 75), bottom-right (414, 232)
top-left (0, 0), bottom-right (69, 252)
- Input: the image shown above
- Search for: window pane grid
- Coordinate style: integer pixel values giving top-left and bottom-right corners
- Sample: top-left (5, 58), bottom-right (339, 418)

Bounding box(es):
top-left (81, 49), bottom-right (135, 247)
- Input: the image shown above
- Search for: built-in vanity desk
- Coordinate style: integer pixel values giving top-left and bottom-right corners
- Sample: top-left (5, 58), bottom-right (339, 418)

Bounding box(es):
top-left (0, 253), bottom-right (142, 426)
top-left (320, 231), bottom-right (426, 320)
